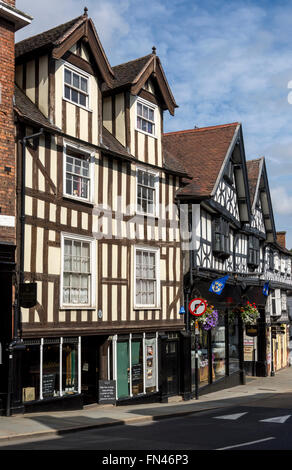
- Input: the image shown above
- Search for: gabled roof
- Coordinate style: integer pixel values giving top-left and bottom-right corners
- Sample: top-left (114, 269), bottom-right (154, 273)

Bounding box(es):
top-left (103, 52), bottom-right (178, 115)
top-left (15, 15), bottom-right (84, 58)
top-left (163, 123), bottom-right (240, 198)
top-left (15, 11), bottom-right (114, 87)
top-left (14, 84), bottom-right (61, 133)
top-left (246, 157), bottom-right (276, 242)
top-left (109, 54), bottom-right (153, 89)
top-left (163, 122), bottom-right (253, 223)
top-left (246, 157), bottom-right (263, 208)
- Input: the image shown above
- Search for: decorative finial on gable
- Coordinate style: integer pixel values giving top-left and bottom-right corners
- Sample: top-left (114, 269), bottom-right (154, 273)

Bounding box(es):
top-left (152, 46), bottom-right (156, 55)
top-left (84, 6), bottom-right (88, 17)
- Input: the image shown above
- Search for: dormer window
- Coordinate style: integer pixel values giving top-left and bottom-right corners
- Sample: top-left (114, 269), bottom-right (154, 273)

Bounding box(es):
top-left (212, 217), bottom-right (230, 259)
top-left (136, 98), bottom-right (156, 137)
top-left (64, 65), bottom-right (89, 109)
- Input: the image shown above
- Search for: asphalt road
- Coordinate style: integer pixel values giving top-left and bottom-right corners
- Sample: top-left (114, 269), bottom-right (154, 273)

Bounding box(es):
top-left (1, 393), bottom-right (292, 451)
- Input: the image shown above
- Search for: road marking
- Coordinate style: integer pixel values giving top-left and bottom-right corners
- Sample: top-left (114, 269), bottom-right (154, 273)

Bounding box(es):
top-left (216, 437), bottom-right (275, 450)
top-left (214, 412), bottom-right (248, 420)
top-left (260, 415), bottom-right (291, 424)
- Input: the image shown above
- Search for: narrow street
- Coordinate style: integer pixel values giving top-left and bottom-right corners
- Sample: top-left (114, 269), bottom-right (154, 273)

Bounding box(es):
top-left (1, 392), bottom-right (292, 450)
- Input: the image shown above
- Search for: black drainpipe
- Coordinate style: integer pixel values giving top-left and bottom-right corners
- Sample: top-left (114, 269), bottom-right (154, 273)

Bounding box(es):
top-left (6, 128), bottom-right (44, 417)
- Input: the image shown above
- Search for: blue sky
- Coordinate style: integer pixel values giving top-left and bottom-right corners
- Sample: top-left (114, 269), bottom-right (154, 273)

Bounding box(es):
top-left (17, 0), bottom-right (292, 248)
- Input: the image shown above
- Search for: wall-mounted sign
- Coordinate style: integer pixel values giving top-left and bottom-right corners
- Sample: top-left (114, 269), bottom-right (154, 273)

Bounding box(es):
top-left (19, 282), bottom-right (37, 308)
top-left (188, 298), bottom-right (207, 317)
top-left (245, 325), bottom-right (258, 337)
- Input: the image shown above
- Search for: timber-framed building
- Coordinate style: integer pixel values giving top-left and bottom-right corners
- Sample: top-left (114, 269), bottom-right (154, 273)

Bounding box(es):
top-left (164, 124), bottom-right (292, 395)
top-left (7, 10), bottom-right (190, 412)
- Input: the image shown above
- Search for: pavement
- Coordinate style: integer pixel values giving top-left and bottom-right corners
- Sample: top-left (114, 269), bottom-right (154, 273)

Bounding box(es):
top-left (0, 367), bottom-right (292, 444)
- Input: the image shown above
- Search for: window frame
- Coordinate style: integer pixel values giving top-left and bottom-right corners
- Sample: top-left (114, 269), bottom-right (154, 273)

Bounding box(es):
top-left (135, 96), bottom-right (157, 138)
top-left (134, 246), bottom-right (160, 309)
top-left (63, 62), bottom-right (91, 111)
top-left (247, 235), bottom-right (260, 269)
top-left (63, 141), bottom-right (95, 204)
top-left (60, 233), bottom-right (96, 309)
top-left (136, 166), bottom-right (159, 217)
top-left (212, 216), bottom-right (230, 259)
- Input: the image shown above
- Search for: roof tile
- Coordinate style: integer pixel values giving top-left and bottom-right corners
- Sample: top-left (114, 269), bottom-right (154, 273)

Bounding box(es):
top-left (163, 123), bottom-right (239, 198)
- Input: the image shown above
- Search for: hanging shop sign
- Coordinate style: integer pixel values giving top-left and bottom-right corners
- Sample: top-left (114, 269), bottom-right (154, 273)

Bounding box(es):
top-left (19, 282), bottom-right (37, 308)
top-left (98, 380), bottom-right (116, 404)
top-left (245, 325), bottom-right (258, 337)
top-left (188, 298), bottom-right (207, 317)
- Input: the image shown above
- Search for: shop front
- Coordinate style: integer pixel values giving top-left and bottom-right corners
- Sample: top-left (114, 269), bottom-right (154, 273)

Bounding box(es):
top-left (21, 336), bottom-right (82, 411)
top-left (191, 310), bottom-right (243, 394)
top-left (108, 332), bottom-right (160, 404)
top-left (189, 279), bottom-right (266, 395)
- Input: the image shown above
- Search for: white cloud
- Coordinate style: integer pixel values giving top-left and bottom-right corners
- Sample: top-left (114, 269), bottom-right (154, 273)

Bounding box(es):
top-left (271, 187), bottom-right (292, 215)
top-left (15, 0), bottom-right (292, 240)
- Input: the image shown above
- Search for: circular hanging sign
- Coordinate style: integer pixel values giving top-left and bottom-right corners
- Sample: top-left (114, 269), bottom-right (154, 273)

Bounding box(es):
top-left (188, 298), bottom-right (207, 317)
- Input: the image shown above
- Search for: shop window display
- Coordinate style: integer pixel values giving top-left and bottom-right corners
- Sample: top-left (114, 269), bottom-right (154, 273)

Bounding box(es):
top-left (211, 314), bottom-right (226, 380)
top-left (22, 337), bottom-right (80, 402)
top-left (131, 339), bottom-right (143, 396)
top-left (43, 343), bottom-right (60, 398)
top-left (22, 344), bottom-right (40, 402)
top-left (229, 315), bottom-right (240, 373)
top-left (62, 342), bottom-right (78, 395)
top-left (195, 329), bottom-right (209, 388)
top-left (145, 338), bottom-right (156, 393)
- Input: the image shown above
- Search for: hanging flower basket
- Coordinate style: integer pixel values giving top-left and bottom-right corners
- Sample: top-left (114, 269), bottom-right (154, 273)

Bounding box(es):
top-left (193, 303), bottom-right (219, 331)
top-left (231, 301), bottom-right (260, 325)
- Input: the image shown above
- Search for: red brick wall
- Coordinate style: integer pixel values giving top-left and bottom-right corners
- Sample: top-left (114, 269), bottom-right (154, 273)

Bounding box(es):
top-left (3, 1), bottom-right (16, 6)
top-left (0, 15), bottom-right (16, 243)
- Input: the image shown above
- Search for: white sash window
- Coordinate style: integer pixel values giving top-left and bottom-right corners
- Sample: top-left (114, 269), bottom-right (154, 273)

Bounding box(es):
top-left (61, 234), bottom-right (96, 308)
top-left (135, 247), bottom-right (160, 308)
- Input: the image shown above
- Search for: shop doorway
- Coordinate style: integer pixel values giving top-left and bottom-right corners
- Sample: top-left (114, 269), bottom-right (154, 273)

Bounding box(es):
top-left (81, 336), bottom-right (108, 404)
top-left (165, 340), bottom-right (180, 396)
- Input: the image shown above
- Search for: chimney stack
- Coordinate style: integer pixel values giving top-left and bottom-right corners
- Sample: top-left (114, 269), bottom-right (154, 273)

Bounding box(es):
top-left (276, 231), bottom-right (286, 249)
